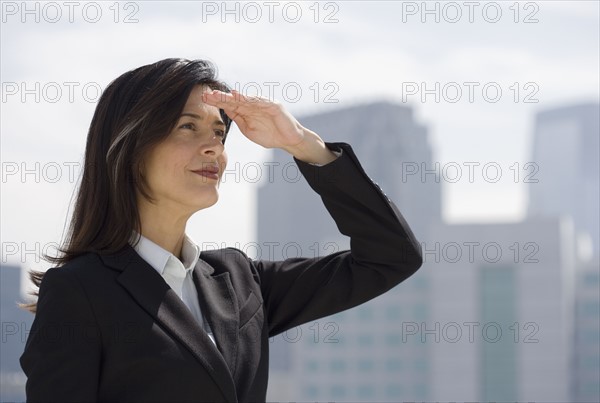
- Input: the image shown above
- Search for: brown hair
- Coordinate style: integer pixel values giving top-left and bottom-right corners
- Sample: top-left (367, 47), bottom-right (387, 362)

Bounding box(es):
top-left (22, 58), bottom-right (232, 313)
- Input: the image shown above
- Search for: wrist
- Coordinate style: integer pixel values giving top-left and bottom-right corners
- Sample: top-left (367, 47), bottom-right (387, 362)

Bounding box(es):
top-left (283, 128), bottom-right (338, 165)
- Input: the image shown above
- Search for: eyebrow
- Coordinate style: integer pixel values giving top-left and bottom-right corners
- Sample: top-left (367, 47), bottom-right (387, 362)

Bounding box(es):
top-left (180, 112), bottom-right (225, 128)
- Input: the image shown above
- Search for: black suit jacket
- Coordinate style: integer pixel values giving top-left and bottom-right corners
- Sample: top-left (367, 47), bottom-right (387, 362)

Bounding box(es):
top-left (20, 142), bottom-right (423, 402)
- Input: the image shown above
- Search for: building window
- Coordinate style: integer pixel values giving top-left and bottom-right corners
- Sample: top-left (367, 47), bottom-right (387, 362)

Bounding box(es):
top-left (303, 385), bottom-right (319, 399)
top-left (330, 384), bottom-right (346, 398)
top-left (385, 383), bottom-right (403, 397)
top-left (413, 303), bottom-right (427, 319)
top-left (357, 384), bottom-right (375, 398)
top-left (357, 305), bottom-right (374, 321)
top-left (582, 301), bottom-right (600, 316)
top-left (583, 271), bottom-right (600, 285)
top-left (413, 382), bottom-right (427, 398)
top-left (385, 359), bottom-right (403, 372)
top-left (385, 333), bottom-right (402, 346)
top-left (385, 305), bottom-right (402, 320)
top-left (582, 354), bottom-right (600, 369)
top-left (414, 358), bottom-right (428, 371)
top-left (357, 333), bottom-right (374, 346)
top-left (583, 328), bottom-right (600, 343)
top-left (330, 359), bottom-right (346, 372)
top-left (357, 359), bottom-right (374, 372)
top-left (413, 274), bottom-right (428, 290)
top-left (305, 360), bottom-right (318, 372)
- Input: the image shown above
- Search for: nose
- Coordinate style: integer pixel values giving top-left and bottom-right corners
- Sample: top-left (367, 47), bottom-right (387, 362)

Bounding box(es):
top-left (200, 134), bottom-right (225, 157)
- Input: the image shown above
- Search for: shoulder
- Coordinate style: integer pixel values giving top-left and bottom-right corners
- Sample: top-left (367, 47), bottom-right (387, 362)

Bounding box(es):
top-left (38, 252), bottom-right (117, 299)
top-left (34, 254), bottom-right (106, 319)
top-left (46, 252), bottom-right (113, 280)
top-left (41, 252), bottom-right (97, 281)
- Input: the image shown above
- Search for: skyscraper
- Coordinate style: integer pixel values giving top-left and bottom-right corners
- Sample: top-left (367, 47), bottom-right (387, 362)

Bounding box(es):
top-left (527, 102), bottom-right (600, 403)
top-left (528, 102), bottom-right (600, 259)
top-left (0, 264), bottom-right (32, 402)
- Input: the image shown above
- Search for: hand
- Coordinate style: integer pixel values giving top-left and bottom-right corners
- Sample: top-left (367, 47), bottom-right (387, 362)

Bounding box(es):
top-left (202, 89), bottom-right (305, 150)
top-left (202, 89), bottom-right (338, 165)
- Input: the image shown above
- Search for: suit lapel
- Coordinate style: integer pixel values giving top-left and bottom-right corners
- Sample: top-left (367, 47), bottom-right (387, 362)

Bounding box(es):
top-left (193, 260), bottom-right (239, 378)
top-left (100, 245), bottom-right (238, 402)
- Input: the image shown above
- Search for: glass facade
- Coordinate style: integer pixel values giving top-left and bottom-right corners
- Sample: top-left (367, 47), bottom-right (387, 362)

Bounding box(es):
top-left (480, 264), bottom-right (518, 401)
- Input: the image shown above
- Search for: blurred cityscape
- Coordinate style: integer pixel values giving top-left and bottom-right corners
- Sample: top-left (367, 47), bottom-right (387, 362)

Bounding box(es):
top-left (258, 101), bottom-right (599, 401)
top-left (1, 101), bottom-right (598, 402)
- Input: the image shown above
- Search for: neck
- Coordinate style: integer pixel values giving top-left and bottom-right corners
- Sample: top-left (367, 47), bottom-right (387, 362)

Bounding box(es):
top-left (137, 198), bottom-right (192, 258)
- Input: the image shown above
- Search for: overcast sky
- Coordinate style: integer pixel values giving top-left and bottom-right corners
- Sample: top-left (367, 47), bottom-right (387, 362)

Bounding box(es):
top-left (1, 1), bottom-right (598, 283)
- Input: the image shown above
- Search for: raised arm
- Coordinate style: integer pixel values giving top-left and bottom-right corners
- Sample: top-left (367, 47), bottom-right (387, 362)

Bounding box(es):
top-left (202, 90), bottom-right (423, 336)
top-left (255, 141), bottom-right (423, 336)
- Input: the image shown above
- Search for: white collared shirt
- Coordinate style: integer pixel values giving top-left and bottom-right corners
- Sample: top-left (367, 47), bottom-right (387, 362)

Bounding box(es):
top-left (129, 231), bottom-right (216, 346)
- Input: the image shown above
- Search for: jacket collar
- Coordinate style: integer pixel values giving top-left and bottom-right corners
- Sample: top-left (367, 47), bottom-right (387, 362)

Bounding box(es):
top-left (99, 245), bottom-right (239, 402)
top-left (128, 231), bottom-right (201, 276)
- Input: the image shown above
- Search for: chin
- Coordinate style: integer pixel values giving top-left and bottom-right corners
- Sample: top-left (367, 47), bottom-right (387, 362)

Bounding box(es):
top-left (198, 194), bottom-right (219, 210)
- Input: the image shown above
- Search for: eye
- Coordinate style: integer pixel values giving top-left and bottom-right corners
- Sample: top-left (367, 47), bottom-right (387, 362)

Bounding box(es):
top-left (179, 122), bottom-right (195, 130)
top-left (215, 129), bottom-right (226, 138)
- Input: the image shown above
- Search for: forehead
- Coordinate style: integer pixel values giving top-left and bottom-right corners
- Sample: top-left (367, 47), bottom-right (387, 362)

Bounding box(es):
top-left (182, 85), bottom-right (221, 117)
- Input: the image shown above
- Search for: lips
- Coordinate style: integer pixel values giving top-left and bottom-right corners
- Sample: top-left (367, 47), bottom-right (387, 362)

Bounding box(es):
top-left (191, 164), bottom-right (220, 180)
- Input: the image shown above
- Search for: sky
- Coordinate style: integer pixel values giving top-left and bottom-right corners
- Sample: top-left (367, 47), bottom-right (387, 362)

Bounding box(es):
top-left (1, 0), bottom-right (599, 287)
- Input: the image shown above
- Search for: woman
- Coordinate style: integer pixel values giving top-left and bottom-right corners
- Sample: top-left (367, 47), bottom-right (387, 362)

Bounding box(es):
top-left (20, 58), bottom-right (423, 402)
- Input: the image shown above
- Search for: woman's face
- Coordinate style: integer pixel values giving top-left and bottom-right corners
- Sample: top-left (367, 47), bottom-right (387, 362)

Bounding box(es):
top-left (139, 85), bottom-right (228, 214)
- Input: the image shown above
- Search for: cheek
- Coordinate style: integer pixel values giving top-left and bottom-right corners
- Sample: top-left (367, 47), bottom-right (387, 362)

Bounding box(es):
top-left (219, 151), bottom-right (228, 170)
top-left (146, 151), bottom-right (190, 190)
top-left (146, 165), bottom-right (171, 194)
